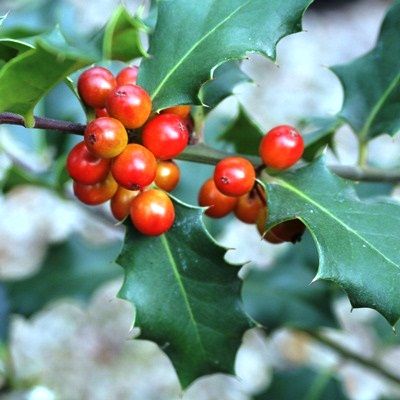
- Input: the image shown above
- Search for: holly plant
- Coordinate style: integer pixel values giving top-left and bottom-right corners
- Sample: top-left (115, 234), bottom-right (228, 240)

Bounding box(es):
top-left (1, 0), bottom-right (400, 396)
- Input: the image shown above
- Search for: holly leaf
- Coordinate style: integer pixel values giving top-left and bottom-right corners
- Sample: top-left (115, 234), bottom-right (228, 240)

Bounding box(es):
top-left (255, 367), bottom-right (347, 400)
top-left (242, 234), bottom-right (338, 331)
top-left (5, 236), bottom-right (121, 316)
top-left (261, 158), bottom-right (400, 327)
top-left (331, 1), bottom-right (400, 139)
top-left (138, 0), bottom-right (313, 111)
top-left (117, 199), bottom-right (251, 387)
top-left (0, 27), bottom-right (93, 127)
top-left (103, 5), bottom-right (148, 61)
top-left (217, 105), bottom-right (263, 155)
top-left (199, 61), bottom-right (252, 108)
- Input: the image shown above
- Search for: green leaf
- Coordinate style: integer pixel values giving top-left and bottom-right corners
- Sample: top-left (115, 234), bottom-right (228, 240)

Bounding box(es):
top-left (138, 0), bottom-right (313, 111)
top-left (261, 158), bottom-right (400, 327)
top-left (199, 61), bottom-right (252, 108)
top-left (117, 199), bottom-right (251, 387)
top-left (217, 105), bottom-right (263, 155)
top-left (242, 234), bottom-right (338, 331)
top-left (255, 367), bottom-right (347, 400)
top-left (301, 116), bottom-right (343, 161)
top-left (5, 236), bottom-right (121, 316)
top-left (0, 27), bottom-right (93, 126)
top-left (331, 1), bottom-right (400, 139)
top-left (103, 5), bottom-right (148, 61)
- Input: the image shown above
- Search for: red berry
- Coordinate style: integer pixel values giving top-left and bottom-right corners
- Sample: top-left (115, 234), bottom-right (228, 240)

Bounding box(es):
top-left (73, 173), bottom-right (118, 205)
top-left (84, 117), bottom-right (128, 159)
top-left (259, 125), bottom-right (304, 169)
top-left (67, 141), bottom-right (110, 185)
top-left (142, 114), bottom-right (189, 160)
top-left (116, 66), bottom-right (139, 86)
top-left (214, 157), bottom-right (255, 197)
top-left (155, 160), bottom-right (180, 192)
top-left (106, 84), bottom-right (152, 129)
top-left (161, 105), bottom-right (191, 119)
top-left (130, 189), bottom-right (175, 236)
top-left (110, 186), bottom-right (139, 221)
top-left (95, 108), bottom-right (109, 118)
top-left (77, 66), bottom-right (116, 108)
top-left (198, 178), bottom-right (237, 218)
top-left (234, 187), bottom-right (265, 224)
top-left (256, 208), bottom-right (305, 244)
top-left (111, 144), bottom-right (157, 190)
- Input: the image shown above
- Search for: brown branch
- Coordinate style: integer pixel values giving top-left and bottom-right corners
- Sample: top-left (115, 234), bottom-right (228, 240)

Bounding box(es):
top-left (2, 113), bottom-right (400, 183)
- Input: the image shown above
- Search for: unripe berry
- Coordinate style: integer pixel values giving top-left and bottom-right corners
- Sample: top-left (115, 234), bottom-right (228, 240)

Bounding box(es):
top-left (234, 187), bottom-right (265, 224)
top-left (198, 178), bottom-right (237, 218)
top-left (84, 117), bottom-right (128, 159)
top-left (142, 114), bottom-right (189, 160)
top-left (110, 186), bottom-right (139, 221)
top-left (67, 141), bottom-right (110, 185)
top-left (214, 157), bottom-right (255, 197)
top-left (155, 160), bottom-right (180, 192)
top-left (259, 125), bottom-right (304, 169)
top-left (116, 66), bottom-right (138, 86)
top-left (162, 105), bottom-right (191, 119)
top-left (106, 84), bottom-right (152, 129)
top-left (130, 189), bottom-right (175, 236)
top-left (111, 144), bottom-right (157, 190)
top-left (73, 173), bottom-right (118, 205)
top-left (77, 66), bottom-right (116, 108)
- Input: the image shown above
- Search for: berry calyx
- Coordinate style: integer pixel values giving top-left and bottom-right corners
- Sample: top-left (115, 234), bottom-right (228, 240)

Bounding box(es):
top-left (111, 144), bottom-right (157, 190)
top-left (214, 157), bottom-right (255, 197)
top-left (234, 187), bottom-right (266, 224)
top-left (155, 160), bottom-right (180, 192)
top-left (130, 189), bottom-right (175, 236)
top-left (84, 117), bottom-right (128, 159)
top-left (106, 84), bottom-right (152, 129)
top-left (66, 141), bottom-right (110, 185)
top-left (162, 105), bottom-right (191, 119)
top-left (77, 66), bottom-right (116, 109)
top-left (73, 173), bottom-right (118, 205)
top-left (259, 125), bottom-right (304, 169)
top-left (111, 186), bottom-right (139, 221)
top-left (142, 114), bottom-right (189, 160)
top-left (198, 178), bottom-right (237, 218)
top-left (116, 66), bottom-right (139, 86)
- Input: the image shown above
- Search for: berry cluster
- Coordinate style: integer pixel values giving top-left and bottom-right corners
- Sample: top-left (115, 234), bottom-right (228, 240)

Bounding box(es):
top-left (67, 66), bottom-right (191, 236)
top-left (198, 125), bottom-right (306, 244)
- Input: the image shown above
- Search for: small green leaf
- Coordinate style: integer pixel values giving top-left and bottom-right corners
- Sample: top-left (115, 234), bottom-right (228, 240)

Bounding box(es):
top-left (103, 5), bottom-right (148, 61)
top-left (117, 199), bottom-right (251, 387)
top-left (199, 61), bottom-right (251, 108)
top-left (255, 367), bottom-right (347, 400)
top-left (5, 237), bottom-right (121, 316)
top-left (262, 158), bottom-right (400, 327)
top-left (0, 27), bottom-right (93, 126)
top-left (217, 105), bottom-right (263, 155)
top-left (331, 1), bottom-right (400, 139)
top-left (301, 116), bottom-right (343, 161)
top-left (138, 0), bottom-right (313, 110)
top-left (242, 234), bottom-right (338, 331)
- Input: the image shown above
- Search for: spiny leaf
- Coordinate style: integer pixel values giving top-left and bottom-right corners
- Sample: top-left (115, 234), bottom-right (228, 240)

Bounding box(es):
top-left (0, 27), bottom-right (93, 126)
top-left (103, 5), bottom-right (148, 61)
top-left (217, 105), bottom-right (263, 155)
top-left (261, 158), bottom-right (400, 327)
top-left (199, 61), bottom-right (252, 109)
top-left (138, 0), bottom-right (313, 111)
top-left (242, 234), bottom-right (338, 331)
top-left (117, 199), bottom-right (251, 387)
top-left (331, 1), bottom-right (400, 139)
